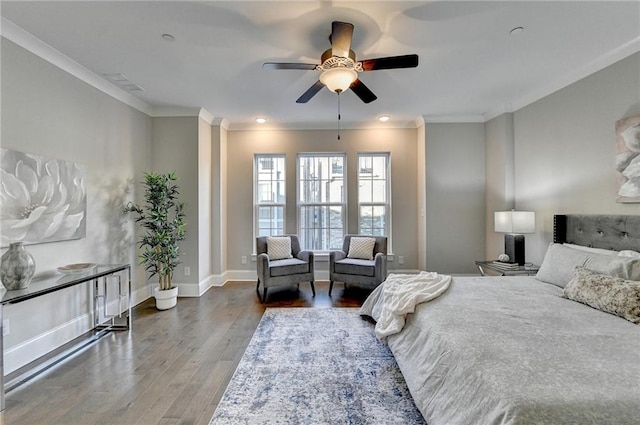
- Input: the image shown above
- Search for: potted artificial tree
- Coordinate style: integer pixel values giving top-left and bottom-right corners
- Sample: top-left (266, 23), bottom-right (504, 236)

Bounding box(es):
top-left (125, 172), bottom-right (186, 310)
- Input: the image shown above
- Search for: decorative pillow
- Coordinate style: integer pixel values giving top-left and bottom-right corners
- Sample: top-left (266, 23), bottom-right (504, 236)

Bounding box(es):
top-left (562, 267), bottom-right (640, 324)
top-left (266, 236), bottom-right (293, 260)
top-left (347, 237), bottom-right (376, 260)
top-left (536, 243), bottom-right (640, 288)
top-left (563, 243), bottom-right (618, 256)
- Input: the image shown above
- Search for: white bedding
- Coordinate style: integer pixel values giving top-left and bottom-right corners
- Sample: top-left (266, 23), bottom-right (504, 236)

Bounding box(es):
top-left (360, 271), bottom-right (451, 339)
top-left (360, 275), bottom-right (640, 425)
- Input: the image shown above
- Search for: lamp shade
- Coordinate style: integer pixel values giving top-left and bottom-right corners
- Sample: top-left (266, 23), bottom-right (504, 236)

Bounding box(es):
top-left (319, 67), bottom-right (357, 93)
top-left (494, 211), bottom-right (535, 234)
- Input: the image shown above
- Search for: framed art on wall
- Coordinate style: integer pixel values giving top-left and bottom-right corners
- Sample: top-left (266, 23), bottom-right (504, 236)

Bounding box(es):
top-left (0, 148), bottom-right (87, 247)
top-left (615, 114), bottom-right (640, 203)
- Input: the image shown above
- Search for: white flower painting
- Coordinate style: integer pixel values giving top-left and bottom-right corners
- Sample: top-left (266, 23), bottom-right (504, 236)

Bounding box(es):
top-left (616, 114), bottom-right (640, 203)
top-left (0, 149), bottom-right (86, 247)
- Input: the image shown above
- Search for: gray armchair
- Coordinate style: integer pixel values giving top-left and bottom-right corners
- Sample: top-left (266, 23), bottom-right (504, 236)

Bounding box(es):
top-left (256, 235), bottom-right (315, 303)
top-left (329, 235), bottom-right (388, 296)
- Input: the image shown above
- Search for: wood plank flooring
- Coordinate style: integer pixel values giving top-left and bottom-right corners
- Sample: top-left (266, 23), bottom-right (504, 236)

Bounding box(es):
top-left (2, 281), bottom-right (369, 425)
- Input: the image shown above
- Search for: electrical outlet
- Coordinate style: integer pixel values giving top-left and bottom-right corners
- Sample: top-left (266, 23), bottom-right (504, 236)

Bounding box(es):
top-left (3, 319), bottom-right (10, 336)
top-left (184, 266), bottom-right (191, 276)
top-left (241, 256), bottom-right (248, 265)
top-left (398, 256), bottom-right (405, 265)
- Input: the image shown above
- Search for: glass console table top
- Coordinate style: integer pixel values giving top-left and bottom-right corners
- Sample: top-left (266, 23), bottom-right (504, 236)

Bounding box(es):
top-left (0, 264), bottom-right (129, 305)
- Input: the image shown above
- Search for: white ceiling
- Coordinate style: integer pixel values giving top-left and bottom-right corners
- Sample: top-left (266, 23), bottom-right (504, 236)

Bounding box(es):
top-left (2, 1), bottom-right (639, 129)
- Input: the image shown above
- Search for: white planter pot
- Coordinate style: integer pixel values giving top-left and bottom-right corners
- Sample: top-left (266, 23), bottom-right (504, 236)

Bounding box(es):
top-left (154, 286), bottom-right (178, 310)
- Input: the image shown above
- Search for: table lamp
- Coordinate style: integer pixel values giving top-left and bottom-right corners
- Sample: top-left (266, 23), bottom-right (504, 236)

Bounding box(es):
top-left (494, 210), bottom-right (535, 265)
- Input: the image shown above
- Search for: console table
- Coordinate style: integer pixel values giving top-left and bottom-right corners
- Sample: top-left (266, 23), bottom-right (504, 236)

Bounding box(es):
top-left (0, 264), bottom-right (131, 411)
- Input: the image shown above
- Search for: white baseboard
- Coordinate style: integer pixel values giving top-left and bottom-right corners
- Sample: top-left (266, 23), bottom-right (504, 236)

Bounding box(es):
top-left (388, 269), bottom-right (422, 274)
top-left (164, 273), bottom-right (227, 297)
top-left (223, 269), bottom-right (257, 282)
top-left (219, 269), bottom-right (424, 283)
top-left (4, 314), bottom-right (91, 374)
top-left (4, 284), bottom-right (151, 375)
top-left (131, 284), bottom-right (152, 305)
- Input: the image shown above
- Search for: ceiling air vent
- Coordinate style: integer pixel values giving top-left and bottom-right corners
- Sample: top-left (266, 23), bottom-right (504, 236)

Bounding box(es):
top-left (102, 73), bottom-right (144, 92)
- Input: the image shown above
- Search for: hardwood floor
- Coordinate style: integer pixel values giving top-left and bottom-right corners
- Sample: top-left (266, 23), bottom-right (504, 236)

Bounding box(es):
top-left (2, 281), bottom-right (370, 425)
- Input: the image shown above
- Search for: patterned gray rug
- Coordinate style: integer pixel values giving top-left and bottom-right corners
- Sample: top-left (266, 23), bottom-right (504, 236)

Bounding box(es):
top-left (209, 307), bottom-right (425, 424)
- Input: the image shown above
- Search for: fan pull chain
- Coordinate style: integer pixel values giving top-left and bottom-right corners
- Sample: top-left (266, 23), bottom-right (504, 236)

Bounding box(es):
top-left (337, 92), bottom-right (341, 141)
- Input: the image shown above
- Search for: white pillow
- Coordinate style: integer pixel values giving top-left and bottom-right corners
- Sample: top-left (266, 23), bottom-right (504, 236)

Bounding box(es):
top-left (619, 250), bottom-right (640, 259)
top-left (536, 243), bottom-right (640, 288)
top-left (563, 243), bottom-right (618, 256)
top-left (266, 236), bottom-right (293, 260)
top-left (347, 237), bottom-right (376, 260)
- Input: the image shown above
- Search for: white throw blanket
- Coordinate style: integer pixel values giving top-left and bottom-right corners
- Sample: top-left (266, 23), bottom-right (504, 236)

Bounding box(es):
top-left (360, 272), bottom-right (451, 339)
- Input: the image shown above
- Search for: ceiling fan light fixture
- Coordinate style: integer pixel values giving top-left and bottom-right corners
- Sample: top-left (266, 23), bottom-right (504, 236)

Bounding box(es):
top-left (378, 115), bottom-right (390, 122)
top-left (319, 67), bottom-right (357, 93)
top-left (255, 117), bottom-right (267, 124)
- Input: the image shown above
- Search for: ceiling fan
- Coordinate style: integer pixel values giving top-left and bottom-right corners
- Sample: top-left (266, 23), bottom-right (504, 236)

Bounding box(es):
top-left (263, 21), bottom-right (419, 104)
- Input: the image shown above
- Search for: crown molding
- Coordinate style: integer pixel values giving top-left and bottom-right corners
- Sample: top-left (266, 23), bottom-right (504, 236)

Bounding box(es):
top-left (149, 106), bottom-right (201, 117)
top-left (212, 117), bottom-right (230, 130)
top-left (226, 119), bottom-right (418, 131)
top-left (1, 17), bottom-right (153, 116)
top-left (421, 115), bottom-right (486, 123)
top-left (484, 105), bottom-right (513, 122)
top-left (198, 108), bottom-right (215, 125)
top-left (487, 35), bottom-right (640, 121)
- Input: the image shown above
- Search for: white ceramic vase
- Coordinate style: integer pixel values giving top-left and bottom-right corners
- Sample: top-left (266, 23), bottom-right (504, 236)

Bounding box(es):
top-left (0, 242), bottom-right (36, 290)
top-left (154, 286), bottom-right (178, 310)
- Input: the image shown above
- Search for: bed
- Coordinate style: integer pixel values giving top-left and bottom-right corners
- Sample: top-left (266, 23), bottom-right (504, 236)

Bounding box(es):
top-left (361, 214), bottom-right (640, 425)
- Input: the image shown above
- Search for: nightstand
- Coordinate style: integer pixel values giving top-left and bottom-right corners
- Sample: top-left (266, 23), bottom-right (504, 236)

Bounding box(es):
top-left (475, 261), bottom-right (539, 277)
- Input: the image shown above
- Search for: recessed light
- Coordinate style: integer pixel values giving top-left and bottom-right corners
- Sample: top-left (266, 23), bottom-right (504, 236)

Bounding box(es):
top-left (255, 117), bottom-right (267, 124)
top-left (509, 27), bottom-right (524, 36)
top-left (378, 115), bottom-right (390, 122)
top-left (162, 33), bottom-right (175, 42)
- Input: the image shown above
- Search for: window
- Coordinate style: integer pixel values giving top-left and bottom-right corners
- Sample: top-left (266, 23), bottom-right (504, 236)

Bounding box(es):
top-left (298, 153), bottom-right (346, 250)
top-left (254, 154), bottom-right (285, 237)
top-left (358, 153), bottom-right (390, 240)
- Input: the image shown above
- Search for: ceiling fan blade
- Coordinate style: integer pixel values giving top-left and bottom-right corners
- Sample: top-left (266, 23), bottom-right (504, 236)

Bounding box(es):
top-left (263, 62), bottom-right (317, 70)
top-left (330, 21), bottom-right (354, 58)
top-left (296, 80), bottom-right (325, 103)
top-left (361, 54), bottom-right (419, 71)
top-left (350, 79), bottom-right (377, 103)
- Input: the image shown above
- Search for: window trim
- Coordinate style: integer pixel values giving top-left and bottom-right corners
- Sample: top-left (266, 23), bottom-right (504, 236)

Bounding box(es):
top-left (296, 152), bottom-right (347, 252)
top-left (253, 154), bottom-right (286, 251)
top-left (357, 152), bottom-right (392, 253)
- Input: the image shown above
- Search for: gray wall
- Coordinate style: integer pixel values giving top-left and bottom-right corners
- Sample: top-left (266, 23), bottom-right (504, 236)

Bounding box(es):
top-left (1, 38), bottom-right (152, 373)
top-left (226, 127), bottom-right (419, 273)
top-left (424, 123), bottom-right (486, 274)
top-left (485, 113), bottom-right (515, 259)
top-left (513, 53), bottom-right (640, 264)
top-left (151, 117), bottom-right (200, 292)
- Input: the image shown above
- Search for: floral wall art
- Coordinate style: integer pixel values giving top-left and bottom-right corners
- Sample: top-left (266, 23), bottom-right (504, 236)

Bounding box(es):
top-left (0, 148), bottom-right (87, 247)
top-left (615, 114), bottom-right (640, 203)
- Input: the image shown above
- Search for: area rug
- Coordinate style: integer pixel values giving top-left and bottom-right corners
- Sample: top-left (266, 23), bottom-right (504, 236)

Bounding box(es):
top-left (209, 307), bottom-right (425, 424)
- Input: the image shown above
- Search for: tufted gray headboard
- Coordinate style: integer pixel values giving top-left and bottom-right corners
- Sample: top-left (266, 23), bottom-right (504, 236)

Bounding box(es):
top-left (554, 214), bottom-right (640, 252)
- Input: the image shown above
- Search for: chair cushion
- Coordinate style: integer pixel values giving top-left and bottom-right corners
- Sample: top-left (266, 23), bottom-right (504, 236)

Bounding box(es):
top-left (334, 258), bottom-right (376, 277)
top-left (270, 258), bottom-right (309, 277)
